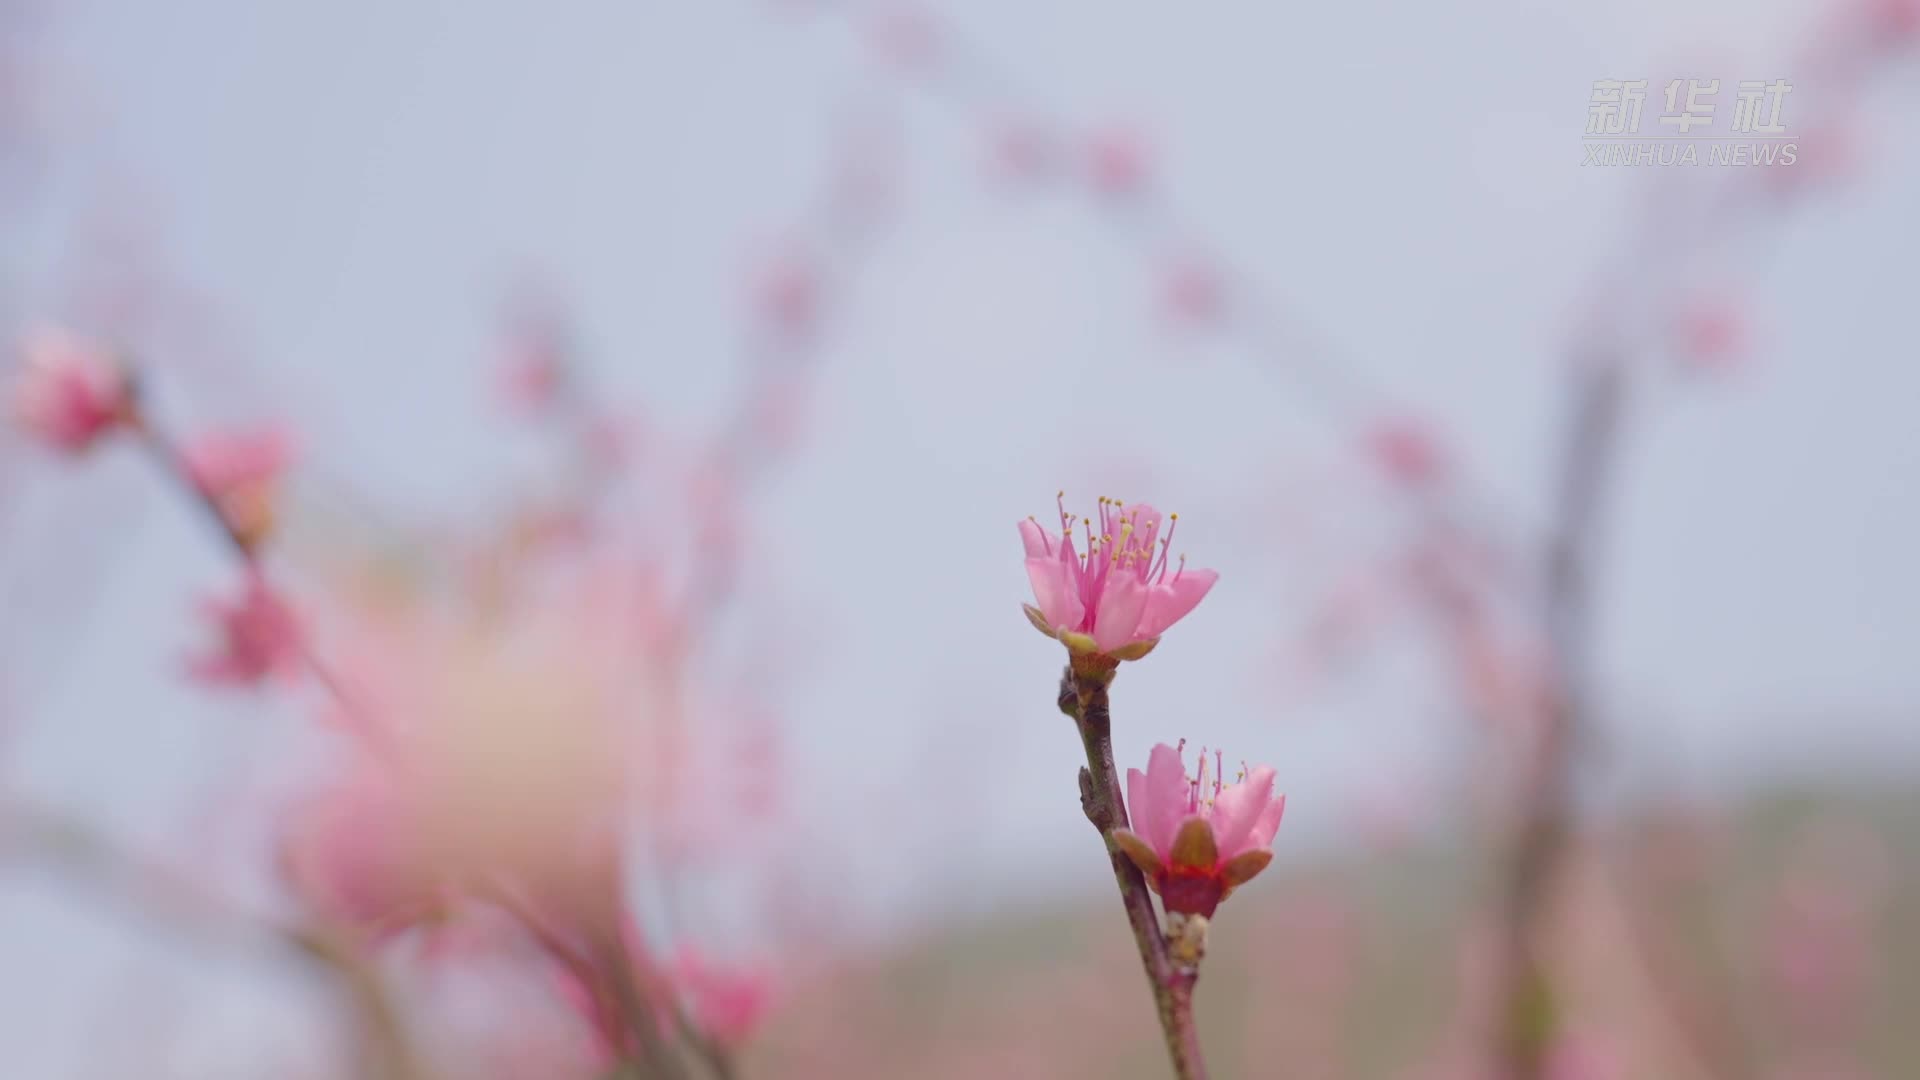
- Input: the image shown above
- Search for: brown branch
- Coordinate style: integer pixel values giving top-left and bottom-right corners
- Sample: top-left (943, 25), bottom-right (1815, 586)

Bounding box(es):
top-left (1061, 666), bottom-right (1209, 1080)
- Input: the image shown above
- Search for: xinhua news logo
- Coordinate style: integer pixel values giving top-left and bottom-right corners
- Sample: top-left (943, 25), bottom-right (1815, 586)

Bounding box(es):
top-left (1584, 78), bottom-right (1797, 167)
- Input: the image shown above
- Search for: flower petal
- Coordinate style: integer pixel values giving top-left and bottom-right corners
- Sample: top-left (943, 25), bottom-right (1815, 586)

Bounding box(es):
top-left (1017, 518), bottom-right (1053, 558)
top-left (1248, 792), bottom-right (1287, 850)
top-left (1209, 765), bottom-right (1276, 858)
top-left (1024, 556), bottom-right (1085, 632)
top-left (1136, 743), bottom-right (1190, 853)
top-left (1136, 568), bottom-right (1218, 639)
top-left (1092, 570), bottom-right (1149, 653)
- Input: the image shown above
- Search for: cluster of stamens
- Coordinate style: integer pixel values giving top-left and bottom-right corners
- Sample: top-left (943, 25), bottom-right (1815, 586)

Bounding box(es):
top-left (1032, 491), bottom-right (1188, 586)
top-left (1176, 738), bottom-right (1251, 816)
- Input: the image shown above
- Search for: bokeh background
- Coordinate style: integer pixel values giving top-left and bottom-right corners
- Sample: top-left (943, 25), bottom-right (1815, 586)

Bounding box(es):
top-left (2, 1), bottom-right (1917, 1077)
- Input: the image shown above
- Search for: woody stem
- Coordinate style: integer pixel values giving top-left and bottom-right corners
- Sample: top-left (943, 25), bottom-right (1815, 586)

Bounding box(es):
top-left (1063, 667), bottom-right (1209, 1080)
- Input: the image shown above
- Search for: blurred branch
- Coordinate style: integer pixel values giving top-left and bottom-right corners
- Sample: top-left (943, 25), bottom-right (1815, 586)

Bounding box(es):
top-left (1492, 357), bottom-right (1622, 1079)
top-left (1494, 363), bottom-right (1758, 1080)
top-left (0, 798), bottom-right (427, 1080)
top-left (128, 397), bottom-right (401, 762)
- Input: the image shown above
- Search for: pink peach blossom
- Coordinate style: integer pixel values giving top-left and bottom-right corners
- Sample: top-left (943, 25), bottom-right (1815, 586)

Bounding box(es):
top-left (1110, 740), bottom-right (1285, 917)
top-left (185, 571), bottom-right (304, 686)
top-left (181, 425), bottom-right (294, 549)
top-left (1019, 494), bottom-right (1217, 659)
top-left (9, 329), bottom-right (131, 454)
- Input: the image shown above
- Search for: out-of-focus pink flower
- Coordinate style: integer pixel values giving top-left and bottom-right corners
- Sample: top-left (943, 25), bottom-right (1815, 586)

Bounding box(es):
top-left (1864, 0), bottom-right (1920, 45)
top-left (278, 757), bottom-right (444, 936)
top-left (9, 329), bottom-right (132, 454)
top-left (672, 947), bottom-right (774, 1046)
top-left (1110, 741), bottom-right (1285, 917)
top-left (867, 7), bottom-right (939, 69)
top-left (1084, 127), bottom-right (1151, 197)
top-left (1674, 294), bottom-right (1747, 373)
top-left (498, 338), bottom-right (568, 416)
top-left (317, 577), bottom-right (651, 905)
top-left (1161, 256), bottom-right (1228, 326)
top-left (1019, 495), bottom-right (1218, 660)
top-left (494, 291), bottom-right (573, 416)
top-left (584, 414), bottom-right (642, 474)
top-left (185, 571), bottom-right (304, 687)
top-left (181, 425), bottom-right (294, 551)
top-left (1365, 416), bottom-right (1449, 489)
top-left (990, 120), bottom-right (1055, 182)
top-left (751, 251), bottom-right (821, 340)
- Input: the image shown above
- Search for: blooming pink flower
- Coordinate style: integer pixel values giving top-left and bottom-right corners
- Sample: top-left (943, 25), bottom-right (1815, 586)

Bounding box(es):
top-left (1110, 741), bottom-right (1284, 917)
top-left (9, 330), bottom-right (132, 454)
top-left (1020, 494), bottom-right (1217, 659)
top-left (672, 947), bottom-right (774, 1046)
top-left (181, 425), bottom-right (294, 550)
top-left (185, 571), bottom-right (304, 686)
